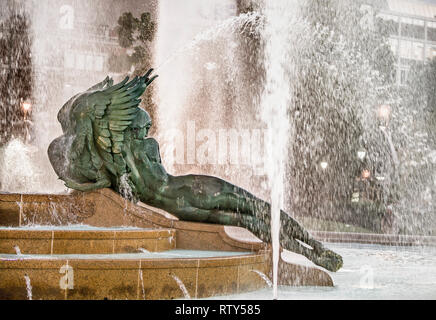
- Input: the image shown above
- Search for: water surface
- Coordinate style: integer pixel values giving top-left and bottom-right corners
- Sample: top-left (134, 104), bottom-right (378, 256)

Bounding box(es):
top-left (209, 243), bottom-right (436, 300)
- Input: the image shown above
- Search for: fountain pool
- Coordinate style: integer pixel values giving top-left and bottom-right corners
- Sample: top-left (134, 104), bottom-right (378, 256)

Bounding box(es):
top-left (0, 249), bottom-right (253, 261)
top-left (209, 243), bottom-right (436, 300)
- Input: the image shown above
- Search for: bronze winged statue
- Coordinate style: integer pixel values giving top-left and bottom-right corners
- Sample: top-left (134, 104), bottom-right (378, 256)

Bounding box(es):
top-left (48, 69), bottom-right (343, 272)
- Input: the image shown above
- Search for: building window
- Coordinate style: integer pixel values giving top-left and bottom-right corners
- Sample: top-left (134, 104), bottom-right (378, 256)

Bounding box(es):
top-left (64, 51), bottom-right (106, 71)
top-left (428, 21), bottom-right (436, 42)
top-left (392, 68), bottom-right (397, 82)
top-left (400, 69), bottom-right (408, 85)
top-left (399, 40), bottom-right (412, 59)
top-left (399, 40), bottom-right (424, 61)
top-left (377, 13), bottom-right (399, 36)
top-left (400, 17), bottom-right (425, 39)
top-left (412, 42), bottom-right (424, 60)
top-left (389, 38), bottom-right (398, 56)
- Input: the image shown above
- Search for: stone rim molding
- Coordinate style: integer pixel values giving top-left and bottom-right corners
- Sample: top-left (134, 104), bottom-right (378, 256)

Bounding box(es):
top-left (311, 230), bottom-right (436, 247)
top-left (0, 228), bottom-right (176, 254)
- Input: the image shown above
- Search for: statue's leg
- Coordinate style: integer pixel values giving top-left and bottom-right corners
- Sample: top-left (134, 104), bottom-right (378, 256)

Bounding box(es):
top-left (216, 212), bottom-right (342, 272)
top-left (165, 175), bottom-right (342, 271)
top-left (280, 210), bottom-right (325, 253)
top-left (185, 176), bottom-right (324, 251)
top-left (279, 229), bottom-right (343, 272)
top-left (194, 205), bottom-right (313, 258)
top-left (246, 214), bottom-right (342, 272)
top-left (235, 212), bottom-right (316, 256)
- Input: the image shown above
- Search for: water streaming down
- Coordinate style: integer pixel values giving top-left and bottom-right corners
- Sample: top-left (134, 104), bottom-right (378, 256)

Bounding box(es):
top-left (14, 245), bottom-right (22, 255)
top-left (171, 273), bottom-right (191, 299)
top-left (24, 274), bottom-right (32, 300)
top-left (0, 2), bottom-right (66, 193)
top-left (154, 11), bottom-right (260, 75)
top-left (258, 0), bottom-right (305, 299)
top-left (0, 139), bottom-right (64, 193)
top-left (119, 173), bottom-right (135, 204)
top-left (139, 268), bottom-right (146, 300)
top-left (250, 270), bottom-right (272, 288)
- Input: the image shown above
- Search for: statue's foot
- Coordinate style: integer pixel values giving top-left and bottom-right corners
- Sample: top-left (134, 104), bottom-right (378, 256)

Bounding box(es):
top-left (312, 249), bottom-right (343, 272)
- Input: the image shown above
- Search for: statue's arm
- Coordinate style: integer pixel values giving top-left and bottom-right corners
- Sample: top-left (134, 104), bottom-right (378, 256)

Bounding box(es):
top-left (143, 138), bottom-right (162, 163)
top-left (129, 137), bottom-right (168, 185)
top-left (64, 176), bottom-right (111, 192)
top-left (131, 138), bottom-right (162, 165)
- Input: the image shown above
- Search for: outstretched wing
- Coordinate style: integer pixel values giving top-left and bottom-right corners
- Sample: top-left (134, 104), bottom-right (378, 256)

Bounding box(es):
top-left (89, 69), bottom-right (157, 176)
top-left (63, 69), bottom-right (157, 186)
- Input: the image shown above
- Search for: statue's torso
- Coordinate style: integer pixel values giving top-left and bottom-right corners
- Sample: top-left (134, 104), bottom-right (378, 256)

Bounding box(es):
top-left (124, 137), bottom-right (169, 201)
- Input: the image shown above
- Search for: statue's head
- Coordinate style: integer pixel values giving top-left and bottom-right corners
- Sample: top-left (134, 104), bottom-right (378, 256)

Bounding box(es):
top-left (57, 93), bottom-right (81, 132)
top-left (131, 108), bottom-right (152, 140)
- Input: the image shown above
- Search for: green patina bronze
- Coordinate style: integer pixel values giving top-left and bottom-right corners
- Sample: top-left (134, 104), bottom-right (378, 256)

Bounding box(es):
top-left (48, 69), bottom-right (343, 272)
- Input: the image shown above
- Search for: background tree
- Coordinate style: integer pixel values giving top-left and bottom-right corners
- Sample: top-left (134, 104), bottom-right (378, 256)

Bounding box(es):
top-left (391, 58), bottom-right (436, 235)
top-left (0, 9), bottom-right (32, 146)
top-left (287, 0), bottom-right (397, 232)
top-left (109, 11), bottom-right (157, 133)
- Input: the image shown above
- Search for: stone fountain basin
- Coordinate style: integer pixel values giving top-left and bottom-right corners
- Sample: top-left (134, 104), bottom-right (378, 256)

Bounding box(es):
top-left (0, 189), bottom-right (334, 299)
top-left (0, 249), bottom-right (269, 300)
top-left (0, 225), bottom-right (271, 299)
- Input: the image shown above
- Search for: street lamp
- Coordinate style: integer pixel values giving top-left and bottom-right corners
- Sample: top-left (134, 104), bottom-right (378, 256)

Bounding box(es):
top-left (378, 104), bottom-right (390, 119)
top-left (362, 169), bottom-right (371, 179)
top-left (320, 161), bottom-right (328, 170)
top-left (22, 101), bottom-right (31, 112)
top-left (357, 148), bottom-right (366, 161)
top-left (21, 101), bottom-right (32, 120)
top-left (351, 192), bottom-right (360, 202)
top-left (377, 103), bottom-right (399, 167)
top-left (20, 101), bottom-right (32, 142)
top-left (378, 104), bottom-right (391, 128)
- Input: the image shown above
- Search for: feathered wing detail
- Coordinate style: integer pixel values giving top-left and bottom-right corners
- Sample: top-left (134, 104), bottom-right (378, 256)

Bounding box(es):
top-left (59, 69), bottom-right (157, 191)
top-left (86, 76), bottom-right (114, 92)
top-left (93, 74), bottom-right (153, 176)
